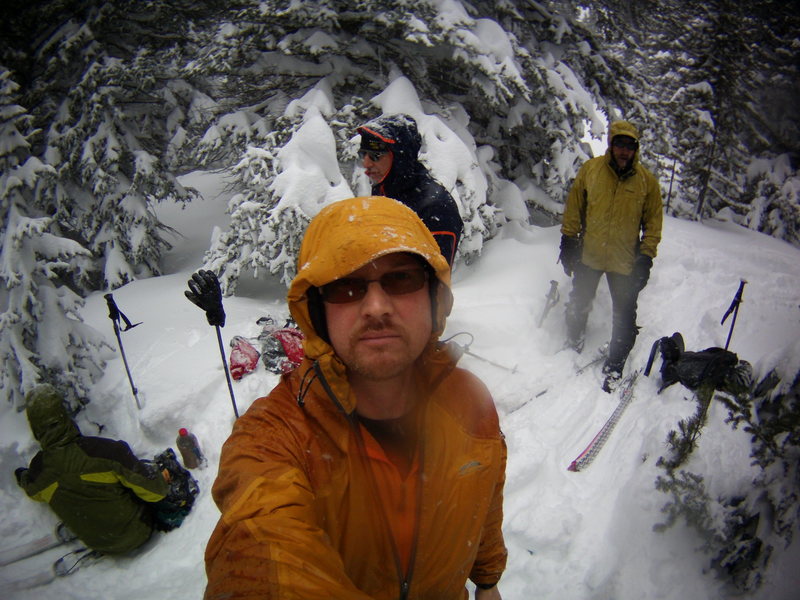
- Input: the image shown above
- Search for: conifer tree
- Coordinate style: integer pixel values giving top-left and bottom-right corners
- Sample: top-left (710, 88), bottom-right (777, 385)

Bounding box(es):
top-left (621, 0), bottom-right (800, 241)
top-left (0, 68), bottom-right (105, 410)
top-left (192, 0), bottom-right (631, 290)
top-left (0, 0), bottom-right (228, 291)
top-left (0, 1), bottom-right (226, 407)
top-left (654, 366), bottom-right (800, 592)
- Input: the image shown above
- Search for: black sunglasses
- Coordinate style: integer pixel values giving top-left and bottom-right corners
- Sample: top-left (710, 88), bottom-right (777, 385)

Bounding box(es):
top-left (320, 268), bottom-right (428, 304)
top-left (358, 149), bottom-right (389, 162)
top-left (612, 138), bottom-right (638, 151)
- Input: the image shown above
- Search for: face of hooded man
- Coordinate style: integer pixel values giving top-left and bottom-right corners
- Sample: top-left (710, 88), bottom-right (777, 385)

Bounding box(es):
top-left (611, 136), bottom-right (637, 171)
top-left (361, 150), bottom-right (393, 184)
top-left (322, 253), bottom-right (432, 382)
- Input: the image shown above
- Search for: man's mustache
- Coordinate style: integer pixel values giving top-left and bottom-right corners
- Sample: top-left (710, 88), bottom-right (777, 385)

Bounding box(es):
top-left (356, 317), bottom-right (403, 337)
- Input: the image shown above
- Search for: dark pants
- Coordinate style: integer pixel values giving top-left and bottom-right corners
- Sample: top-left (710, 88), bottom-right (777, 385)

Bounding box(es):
top-left (565, 263), bottom-right (642, 369)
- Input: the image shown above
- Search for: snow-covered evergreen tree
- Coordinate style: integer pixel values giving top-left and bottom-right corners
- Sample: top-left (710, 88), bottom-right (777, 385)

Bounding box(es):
top-left (0, 1), bottom-right (227, 407)
top-left (0, 68), bottom-right (106, 410)
top-left (0, 0), bottom-right (226, 291)
top-left (616, 0), bottom-right (800, 243)
top-left (193, 0), bottom-right (630, 290)
top-left (204, 104), bottom-right (354, 291)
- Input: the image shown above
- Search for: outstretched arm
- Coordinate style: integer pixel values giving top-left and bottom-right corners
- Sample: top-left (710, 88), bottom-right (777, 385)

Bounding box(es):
top-left (469, 431), bottom-right (508, 591)
top-left (205, 392), bottom-right (373, 600)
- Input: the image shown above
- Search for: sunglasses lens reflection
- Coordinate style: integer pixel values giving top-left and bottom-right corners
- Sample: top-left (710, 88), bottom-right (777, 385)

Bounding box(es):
top-left (358, 150), bottom-right (386, 161)
top-left (321, 269), bottom-right (428, 304)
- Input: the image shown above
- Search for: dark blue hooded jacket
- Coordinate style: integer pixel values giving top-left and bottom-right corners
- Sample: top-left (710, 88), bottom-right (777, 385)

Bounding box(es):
top-left (357, 114), bottom-right (463, 265)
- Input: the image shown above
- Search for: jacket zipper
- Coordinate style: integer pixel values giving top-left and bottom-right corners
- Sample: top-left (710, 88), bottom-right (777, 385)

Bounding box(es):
top-left (314, 362), bottom-right (423, 600)
top-left (351, 417), bottom-right (422, 600)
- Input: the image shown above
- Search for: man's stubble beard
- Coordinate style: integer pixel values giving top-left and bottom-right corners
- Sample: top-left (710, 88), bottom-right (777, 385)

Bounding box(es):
top-left (345, 319), bottom-right (422, 381)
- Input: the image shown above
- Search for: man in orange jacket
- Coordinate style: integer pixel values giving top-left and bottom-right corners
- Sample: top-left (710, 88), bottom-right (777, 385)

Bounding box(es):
top-left (205, 196), bottom-right (506, 599)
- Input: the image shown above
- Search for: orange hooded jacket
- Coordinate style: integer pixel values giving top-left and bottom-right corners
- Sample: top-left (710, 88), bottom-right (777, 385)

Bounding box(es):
top-left (205, 196), bottom-right (507, 599)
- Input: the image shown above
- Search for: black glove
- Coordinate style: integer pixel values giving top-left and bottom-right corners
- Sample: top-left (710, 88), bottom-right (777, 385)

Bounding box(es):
top-left (15, 467), bottom-right (27, 486)
top-left (558, 235), bottom-right (581, 277)
top-left (185, 270), bottom-right (226, 327)
top-left (632, 254), bottom-right (653, 290)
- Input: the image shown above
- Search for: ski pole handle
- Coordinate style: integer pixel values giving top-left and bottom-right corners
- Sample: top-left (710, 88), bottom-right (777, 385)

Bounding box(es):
top-left (720, 280), bottom-right (746, 325)
top-left (537, 280), bottom-right (560, 328)
top-left (721, 280), bottom-right (746, 350)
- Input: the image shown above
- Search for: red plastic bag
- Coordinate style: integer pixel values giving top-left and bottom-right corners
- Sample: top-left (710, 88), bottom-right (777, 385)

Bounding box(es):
top-left (273, 329), bottom-right (304, 372)
top-left (261, 328), bottom-right (305, 374)
top-left (229, 336), bottom-right (260, 380)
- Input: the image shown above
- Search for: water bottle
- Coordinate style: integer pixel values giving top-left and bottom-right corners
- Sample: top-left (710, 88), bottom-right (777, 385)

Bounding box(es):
top-left (176, 428), bottom-right (206, 469)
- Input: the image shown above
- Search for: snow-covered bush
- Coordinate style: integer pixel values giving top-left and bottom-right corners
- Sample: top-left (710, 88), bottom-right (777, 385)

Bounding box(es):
top-left (654, 368), bottom-right (800, 592)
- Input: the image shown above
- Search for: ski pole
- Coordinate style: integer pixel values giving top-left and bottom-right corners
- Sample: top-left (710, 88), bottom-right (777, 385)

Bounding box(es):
top-left (463, 348), bottom-right (518, 374)
top-left (720, 280), bottom-right (746, 350)
top-left (643, 337), bottom-right (662, 377)
top-left (215, 324), bottom-right (239, 419)
top-left (442, 332), bottom-right (518, 374)
top-left (104, 294), bottom-right (143, 409)
top-left (537, 280), bottom-right (560, 328)
top-left (184, 270), bottom-right (239, 419)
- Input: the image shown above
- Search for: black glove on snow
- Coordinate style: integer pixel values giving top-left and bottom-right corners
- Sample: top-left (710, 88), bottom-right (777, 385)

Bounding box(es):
top-left (632, 254), bottom-right (653, 291)
top-left (185, 270), bottom-right (226, 327)
top-left (15, 467), bottom-right (27, 486)
top-left (558, 235), bottom-right (581, 277)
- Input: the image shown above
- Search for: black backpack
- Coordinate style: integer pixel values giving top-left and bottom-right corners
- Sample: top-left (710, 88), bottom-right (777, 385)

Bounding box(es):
top-left (146, 448), bottom-right (200, 531)
top-left (645, 332), bottom-right (741, 393)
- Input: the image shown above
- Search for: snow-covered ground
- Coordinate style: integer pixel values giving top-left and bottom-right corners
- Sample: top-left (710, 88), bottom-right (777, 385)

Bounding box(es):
top-left (1, 170), bottom-right (799, 599)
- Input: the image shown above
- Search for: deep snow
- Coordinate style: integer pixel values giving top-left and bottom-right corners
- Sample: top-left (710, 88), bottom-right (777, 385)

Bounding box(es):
top-left (1, 170), bottom-right (799, 599)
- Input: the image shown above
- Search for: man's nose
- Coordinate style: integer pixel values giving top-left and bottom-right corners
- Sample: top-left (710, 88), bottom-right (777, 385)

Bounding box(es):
top-left (360, 280), bottom-right (393, 316)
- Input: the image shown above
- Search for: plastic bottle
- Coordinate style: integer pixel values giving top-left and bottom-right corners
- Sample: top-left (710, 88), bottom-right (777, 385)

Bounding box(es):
top-left (176, 428), bottom-right (206, 469)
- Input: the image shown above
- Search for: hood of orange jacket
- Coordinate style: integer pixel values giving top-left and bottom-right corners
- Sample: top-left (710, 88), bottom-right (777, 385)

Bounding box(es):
top-left (287, 196), bottom-right (454, 413)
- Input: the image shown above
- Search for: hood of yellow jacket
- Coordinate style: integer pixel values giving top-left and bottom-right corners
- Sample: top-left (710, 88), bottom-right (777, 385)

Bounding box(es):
top-left (287, 196), bottom-right (453, 366)
top-left (606, 120), bottom-right (642, 168)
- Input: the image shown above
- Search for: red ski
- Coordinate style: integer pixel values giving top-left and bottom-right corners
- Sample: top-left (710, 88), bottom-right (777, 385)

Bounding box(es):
top-left (568, 370), bottom-right (640, 472)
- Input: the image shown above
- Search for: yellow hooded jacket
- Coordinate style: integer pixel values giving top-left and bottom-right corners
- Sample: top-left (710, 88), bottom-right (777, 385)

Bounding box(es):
top-left (561, 121), bottom-right (663, 274)
top-left (205, 197), bottom-right (507, 599)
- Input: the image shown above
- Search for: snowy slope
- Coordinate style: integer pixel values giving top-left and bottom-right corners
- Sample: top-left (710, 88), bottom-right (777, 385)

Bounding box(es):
top-left (1, 171), bottom-right (799, 599)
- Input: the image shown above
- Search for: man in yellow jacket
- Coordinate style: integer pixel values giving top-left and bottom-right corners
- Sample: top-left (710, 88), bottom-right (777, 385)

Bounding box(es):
top-left (205, 196), bottom-right (507, 599)
top-left (559, 121), bottom-right (663, 391)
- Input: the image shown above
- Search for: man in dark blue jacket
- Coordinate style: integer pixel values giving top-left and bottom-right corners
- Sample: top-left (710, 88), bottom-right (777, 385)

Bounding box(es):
top-left (357, 114), bottom-right (463, 265)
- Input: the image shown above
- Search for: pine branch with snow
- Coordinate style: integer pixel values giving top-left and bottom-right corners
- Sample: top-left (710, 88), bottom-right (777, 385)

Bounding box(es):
top-left (0, 68), bottom-right (106, 410)
top-left (656, 385), bottom-right (715, 474)
top-left (187, 0), bottom-right (633, 287)
top-left (654, 366), bottom-right (800, 592)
